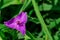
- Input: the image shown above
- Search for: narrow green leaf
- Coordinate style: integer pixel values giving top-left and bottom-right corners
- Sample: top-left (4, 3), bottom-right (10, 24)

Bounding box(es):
top-left (1, 0), bottom-right (20, 9)
top-left (24, 34), bottom-right (30, 40)
top-left (0, 36), bottom-right (2, 40)
top-left (32, 0), bottom-right (53, 40)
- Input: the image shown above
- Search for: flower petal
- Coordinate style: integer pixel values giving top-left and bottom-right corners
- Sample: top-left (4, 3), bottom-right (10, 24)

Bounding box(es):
top-left (4, 18), bottom-right (17, 29)
top-left (16, 24), bottom-right (26, 35)
top-left (4, 18), bottom-right (15, 25)
top-left (20, 12), bottom-right (27, 23)
top-left (4, 12), bottom-right (27, 35)
top-left (15, 12), bottom-right (27, 23)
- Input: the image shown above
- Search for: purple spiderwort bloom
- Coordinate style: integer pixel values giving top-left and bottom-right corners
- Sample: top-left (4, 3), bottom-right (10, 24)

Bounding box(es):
top-left (4, 12), bottom-right (27, 35)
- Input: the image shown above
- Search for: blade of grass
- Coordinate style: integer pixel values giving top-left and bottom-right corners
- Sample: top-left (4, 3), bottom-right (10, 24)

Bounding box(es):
top-left (19, 0), bottom-right (31, 13)
top-left (32, 0), bottom-right (53, 40)
top-left (29, 9), bottom-right (33, 16)
top-left (26, 31), bottom-right (35, 40)
top-left (18, 0), bottom-right (35, 40)
top-left (19, 0), bottom-right (27, 13)
top-left (24, 0), bottom-right (31, 10)
top-left (24, 34), bottom-right (31, 40)
top-left (37, 31), bottom-right (43, 38)
top-left (13, 0), bottom-right (27, 17)
top-left (1, 0), bottom-right (20, 9)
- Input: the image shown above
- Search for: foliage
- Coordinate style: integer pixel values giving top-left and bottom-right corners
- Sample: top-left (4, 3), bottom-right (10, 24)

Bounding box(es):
top-left (0, 0), bottom-right (60, 40)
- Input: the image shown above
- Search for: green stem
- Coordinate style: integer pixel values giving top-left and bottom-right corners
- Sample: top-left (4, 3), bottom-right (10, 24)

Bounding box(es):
top-left (13, 0), bottom-right (27, 18)
top-left (19, 0), bottom-right (35, 40)
top-left (24, 0), bottom-right (31, 10)
top-left (26, 31), bottom-right (35, 40)
top-left (37, 31), bottom-right (43, 38)
top-left (19, 0), bottom-right (27, 13)
top-left (19, 0), bottom-right (31, 13)
top-left (32, 0), bottom-right (53, 40)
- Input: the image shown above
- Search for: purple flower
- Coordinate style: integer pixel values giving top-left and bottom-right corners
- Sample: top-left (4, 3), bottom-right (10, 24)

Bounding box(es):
top-left (4, 12), bottom-right (27, 35)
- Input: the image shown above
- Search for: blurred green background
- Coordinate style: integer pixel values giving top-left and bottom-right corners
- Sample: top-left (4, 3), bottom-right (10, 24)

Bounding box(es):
top-left (1, 0), bottom-right (60, 40)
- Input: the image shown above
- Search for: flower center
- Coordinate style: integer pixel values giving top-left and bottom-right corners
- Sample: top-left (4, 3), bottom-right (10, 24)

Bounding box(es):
top-left (17, 21), bottom-right (23, 26)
